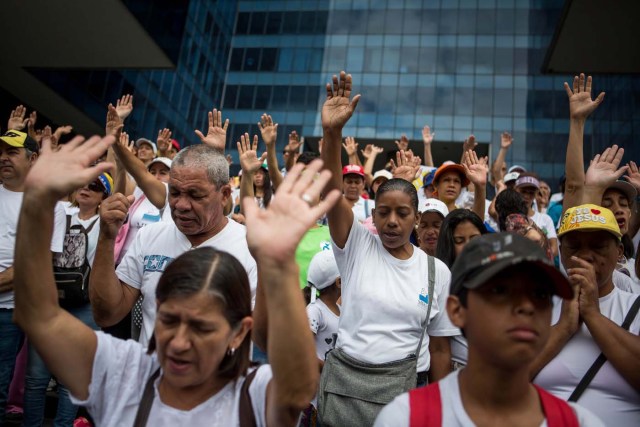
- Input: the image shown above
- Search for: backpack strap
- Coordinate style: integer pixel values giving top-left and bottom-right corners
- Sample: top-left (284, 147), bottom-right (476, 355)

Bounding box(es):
top-left (132, 368), bottom-right (161, 427)
top-left (534, 385), bottom-right (579, 427)
top-left (414, 255), bottom-right (436, 358)
top-left (64, 214), bottom-right (72, 233)
top-left (239, 368), bottom-right (259, 427)
top-left (409, 383), bottom-right (442, 427)
top-left (568, 294), bottom-right (640, 402)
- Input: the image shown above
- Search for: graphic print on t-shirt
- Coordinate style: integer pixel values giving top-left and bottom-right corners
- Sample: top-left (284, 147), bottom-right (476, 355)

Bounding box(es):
top-left (418, 288), bottom-right (430, 306)
top-left (143, 255), bottom-right (173, 273)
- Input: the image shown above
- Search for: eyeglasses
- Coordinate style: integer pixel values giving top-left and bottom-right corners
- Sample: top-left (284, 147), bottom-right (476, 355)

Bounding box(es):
top-left (88, 182), bottom-right (104, 193)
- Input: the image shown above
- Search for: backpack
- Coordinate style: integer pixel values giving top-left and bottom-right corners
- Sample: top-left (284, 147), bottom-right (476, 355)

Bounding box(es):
top-left (53, 215), bottom-right (98, 308)
top-left (408, 382), bottom-right (579, 427)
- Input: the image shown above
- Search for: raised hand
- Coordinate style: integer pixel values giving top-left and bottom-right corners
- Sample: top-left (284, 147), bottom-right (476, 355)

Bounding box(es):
top-left (195, 108), bottom-right (229, 151)
top-left (566, 255), bottom-right (600, 320)
top-left (342, 136), bottom-right (358, 156)
top-left (286, 130), bottom-right (301, 153)
top-left (463, 135), bottom-right (478, 153)
top-left (564, 73), bottom-right (605, 121)
top-left (422, 126), bottom-right (434, 145)
top-left (258, 114), bottom-right (278, 148)
top-left (53, 125), bottom-right (73, 142)
top-left (624, 161), bottom-right (640, 192)
top-left (395, 134), bottom-right (410, 151)
top-left (237, 133), bottom-right (266, 175)
top-left (361, 144), bottom-right (373, 160)
top-left (585, 145), bottom-right (628, 189)
top-left (115, 94), bottom-right (134, 121)
top-left (390, 150), bottom-right (420, 182)
top-left (24, 135), bottom-right (115, 200)
top-left (8, 105), bottom-right (28, 131)
top-left (244, 159), bottom-right (341, 263)
top-left (41, 126), bottom-right (57, 151)
top-left (321, 71), bottom-right (360, 131)
top-left (500, 132), bottom-right (513, 149)
top-left (118, 131), bottom-right (135, 154)
top-left (105, 104), bottom-right (124, 137)
top-left (462, 149), bottom-right (488, 187)
top-left (156, 128), bottom-right (172, 153)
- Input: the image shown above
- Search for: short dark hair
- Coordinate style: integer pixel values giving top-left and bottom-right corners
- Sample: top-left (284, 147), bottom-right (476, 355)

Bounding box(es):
top-left (148, 248), bottom-right (252, 380)
top-left (435, 209), bottom-right (488, 268)
top-left (296, 151), bottom-right (320, 165)
top-left (495, 189), bottom-right (527, 231)
top-left (375, 178), bottom-right (419, 213)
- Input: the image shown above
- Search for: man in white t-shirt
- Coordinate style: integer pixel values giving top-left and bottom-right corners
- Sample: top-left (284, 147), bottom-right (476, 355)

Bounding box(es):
top-left (342, 164), bottom-right (374, 223)
top-left (531, 205), bottom-right (640, 426)
top-left (375, 233), bottom-right (603, 427)
top-left (0, 130), bottom-right (65, 423)
top-left (91, 144), bottom-right (257, 346)
top-left (515, 174), bottom-right (558, 257)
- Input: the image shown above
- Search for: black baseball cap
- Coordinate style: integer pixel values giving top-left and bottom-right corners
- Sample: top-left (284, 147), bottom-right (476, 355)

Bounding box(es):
top-left (450, 233), bottom-right (573, 299)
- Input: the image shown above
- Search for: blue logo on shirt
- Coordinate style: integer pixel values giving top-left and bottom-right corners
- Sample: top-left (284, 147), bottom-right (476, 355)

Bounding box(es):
top-left (143, 255), bottom-right (173, 273)
top-left (419, 293), bottom-right (429, 304)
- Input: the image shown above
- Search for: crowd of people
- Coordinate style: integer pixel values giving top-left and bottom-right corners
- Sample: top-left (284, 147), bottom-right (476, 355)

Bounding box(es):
top-left (0, 71), bottom-right (638, 427)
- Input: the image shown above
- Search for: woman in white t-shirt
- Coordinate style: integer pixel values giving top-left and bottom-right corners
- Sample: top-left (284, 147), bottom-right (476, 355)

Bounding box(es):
top-left (318, 71), bottom-right (458, 426)
top-left (23, 172), bottom-right (112, 426)
top-left (13, 137), bottom-right (339, 427)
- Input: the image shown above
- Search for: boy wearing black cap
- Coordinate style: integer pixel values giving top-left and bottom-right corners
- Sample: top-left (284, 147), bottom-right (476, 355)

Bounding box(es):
top-left (375, 233), bottom-right (603, 426)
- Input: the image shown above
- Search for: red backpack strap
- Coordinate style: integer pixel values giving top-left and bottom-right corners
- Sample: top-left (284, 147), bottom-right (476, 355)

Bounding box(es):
top-left (409, 383), bottom-right (442, 427)
top-left (534, 385), bottom-right (579, 427)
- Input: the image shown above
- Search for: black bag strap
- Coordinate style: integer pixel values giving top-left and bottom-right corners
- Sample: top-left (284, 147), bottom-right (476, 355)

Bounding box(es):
top-left (239, 368), bottom-right (259, 427)
top-left (415, 255), bottom-right (436, 358)
top-left (568, 295), bottom-right (640, 402)
top-left (84, 216), bottom-right (99, 233)
top-left (132, 368), bottom-right (161, 427)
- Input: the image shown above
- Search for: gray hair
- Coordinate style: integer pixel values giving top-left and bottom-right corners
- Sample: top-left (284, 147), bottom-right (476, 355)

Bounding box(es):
top-left (172, 145), bottom-right (229, 188)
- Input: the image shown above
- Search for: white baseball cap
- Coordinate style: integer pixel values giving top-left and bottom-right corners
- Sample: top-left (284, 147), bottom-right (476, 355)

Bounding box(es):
top-left (148, 157), bottom-right (172, 171)
top-left (372, 169), bottom-right (393, 183)
top-left (307, 250), bottom-right (340, 291)
top-left (504, 172), bottom-right (520, 183)
top-left (422, 198), bottom-right (449, 218)
top-left (135, 138), bottom-right (158, 155)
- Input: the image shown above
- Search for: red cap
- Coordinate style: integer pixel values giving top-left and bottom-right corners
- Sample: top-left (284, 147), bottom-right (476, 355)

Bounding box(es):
top-left (342, 164), bottom-right (365, 178)
top-left (171, 139), bottom-right (180, 151)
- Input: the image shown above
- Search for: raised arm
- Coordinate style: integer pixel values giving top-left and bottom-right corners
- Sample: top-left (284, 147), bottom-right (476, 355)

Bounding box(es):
top-left (582, 145), bottom-right (628, 204)
top-left (321, 71), bottom-right (361, 248)
top-left (390, 150), bottom-right (421, 183)
top-left (624, 161), bottom-right (640, 237)
top-left (343, 136), bottom-right (362, 167)
top-left (244, 159), bottom-right (340, 427)
top-left (13, 134), bottom-right (114, 401)
top-left (194, 107), bottom-right (229, 152)
top-left (563, 74), bottom-right (605, 212)
top-left (284, 131), bottom-right (301, 172)
top-left (422, 126), bottom-right (435, 167)
top-left (112, 132), bottom-right (137, 196)
top-left (258, 114), bottom-right (284, 191)
top-left (237, 133), bottom-right (266, 214)
top-left (7, 104), bottom-right (29, 131)
top-left (463, 149), bottom-right (488, 220)
top-left (108, 104), bottom-right (166, 209)
top-left (156, 128), bottom-right (172, 158)
top-left (362, 144), bottom-right (384, 187)
top-left (491, 132), bottom-right (512, 185)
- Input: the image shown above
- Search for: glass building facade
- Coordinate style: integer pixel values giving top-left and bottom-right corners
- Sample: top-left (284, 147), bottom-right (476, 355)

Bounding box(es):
top-left (224, 0), bottom-right (640, 185)
top-left (11, 0), bottom-right (639, 185)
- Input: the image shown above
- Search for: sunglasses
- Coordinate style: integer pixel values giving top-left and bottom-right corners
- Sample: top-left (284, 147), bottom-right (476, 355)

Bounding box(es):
top-left (88, 181), bottom-right (104, 193)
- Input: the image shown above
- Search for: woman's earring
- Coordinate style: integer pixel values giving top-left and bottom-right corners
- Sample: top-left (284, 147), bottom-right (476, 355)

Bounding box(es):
top-left (227, 347), bottom-right (235, 356)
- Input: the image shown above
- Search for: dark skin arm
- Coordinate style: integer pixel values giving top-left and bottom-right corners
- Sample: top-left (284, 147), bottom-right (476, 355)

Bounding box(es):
top-left (428, 336), bottom-right (452, 382)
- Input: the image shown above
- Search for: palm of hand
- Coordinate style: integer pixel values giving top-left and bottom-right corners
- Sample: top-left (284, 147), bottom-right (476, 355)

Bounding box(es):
top-left (240, 151), bottom-right (262, 173)
top-left (569, 92), bottom-right (599, 119)
top-left (246, 193), bottom-right (315, 259)
top-left (115, 105), bottom-right (132, 120)
top-left (204, 127), bottom-right (226, 150)
top-left (627, 171), bottom-right (640, 189)
top-left (106, 118), bottom-right (122, 136)
top-left (261, 127), bottom-right (277, 147)
top-left (393, 165), bottom-right (416, 181)
top-left (585, 162), bottom-right (618, 187)
top-left (467, 164), bottom-right (488, 185)
top-left (322, 97), bottom-right (353, 129)
top-left (8, 117), bottom-right (25, 130)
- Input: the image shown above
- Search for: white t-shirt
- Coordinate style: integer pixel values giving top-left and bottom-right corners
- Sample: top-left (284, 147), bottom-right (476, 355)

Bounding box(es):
top-left (534, 287), bottom-right (640, 426)
top-left (0, 185), bottom-right (66, 308)
top-left (332, 217), bottom-right (459, 372)
top-left (450, 335), bottom-right (468, 366)
top-left (70, 332), bottom-right (271, 427)
top-left (118, 185), bottom-right (171, 263)
top-left (351, 197), bottom-right (374, 223)
top-left (306, 299), bottom-right (340, 361)
top-left (374, 370), bottom-right (604, 427)
top-left (116, 220), bottom-right (257, 346)
top-left (530, 211), bottom-right (558, 240)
